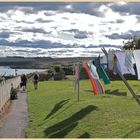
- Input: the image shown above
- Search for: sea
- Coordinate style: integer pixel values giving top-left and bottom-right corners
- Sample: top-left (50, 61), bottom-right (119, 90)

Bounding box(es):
top-left (0, 66), bottom-right (47, 76)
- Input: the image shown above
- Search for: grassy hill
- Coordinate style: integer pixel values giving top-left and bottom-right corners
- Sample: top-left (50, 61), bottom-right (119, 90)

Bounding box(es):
top-left (26, 78), bottom-right (140, 138)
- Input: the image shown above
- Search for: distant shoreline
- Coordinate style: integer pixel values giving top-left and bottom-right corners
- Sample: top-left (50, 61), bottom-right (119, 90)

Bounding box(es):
top-left (0, 56), bottom-right (95, 69)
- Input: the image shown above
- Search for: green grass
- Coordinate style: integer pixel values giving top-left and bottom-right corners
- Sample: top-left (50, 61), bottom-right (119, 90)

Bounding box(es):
top-left (26, 78), bottom-right (140, 138)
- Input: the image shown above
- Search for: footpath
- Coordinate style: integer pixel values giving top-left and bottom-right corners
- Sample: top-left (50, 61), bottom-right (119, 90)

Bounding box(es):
top-left (0, 91), bottom-right (28, 138)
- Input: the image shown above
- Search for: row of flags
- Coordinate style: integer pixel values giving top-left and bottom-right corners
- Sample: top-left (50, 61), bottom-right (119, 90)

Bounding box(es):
top-left (75, 60), bottom-right (110, 96)
top-left (74, 49), bottom-right (140, 106)
top-left (74, 49), bottom-right (138, 96)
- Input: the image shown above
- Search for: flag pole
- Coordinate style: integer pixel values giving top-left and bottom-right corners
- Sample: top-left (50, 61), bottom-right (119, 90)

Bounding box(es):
top-left (72, 64), bottom-right (76, 91)
top-left (74, 63), bottom-right (77, 91)
top-left (77, 62), bottom-right (80, 102)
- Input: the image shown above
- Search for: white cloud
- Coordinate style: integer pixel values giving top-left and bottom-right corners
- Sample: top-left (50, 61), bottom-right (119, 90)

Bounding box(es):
top-left (0, 3), bottom-right (139, 57)
top-left (117, 2), bottom-right (127, 6)
top-left (0, 46), bottom-right (120, 58)
top-left (65, 5), bottom-right (72, 10)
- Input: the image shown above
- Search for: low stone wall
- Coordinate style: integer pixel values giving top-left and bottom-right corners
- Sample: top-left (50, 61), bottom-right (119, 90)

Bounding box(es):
top-left (0, 76), bottom-right (20, 115)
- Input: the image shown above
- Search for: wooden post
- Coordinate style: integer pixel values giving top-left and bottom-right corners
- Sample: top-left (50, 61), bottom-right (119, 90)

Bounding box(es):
top-left (77, 63), bottom-right (80, 102)
top-left (101, 47), bottom-right (109, 72)
top-left (115, 62), bottom-right (140, 106)
top-left (74, 63), bottom-right (80, 102)
top-left (74, 64), bottom-right (76, 91)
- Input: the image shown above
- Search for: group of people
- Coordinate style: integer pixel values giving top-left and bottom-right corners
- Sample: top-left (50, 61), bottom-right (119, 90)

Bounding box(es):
top-left (20, 73), bottom-right (39, 91)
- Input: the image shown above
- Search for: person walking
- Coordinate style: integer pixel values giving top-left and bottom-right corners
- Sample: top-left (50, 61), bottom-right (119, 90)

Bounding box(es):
top-left (33, 73), bottom-right (39, 90)
top-left (21, 74), bottom-right (27, 91)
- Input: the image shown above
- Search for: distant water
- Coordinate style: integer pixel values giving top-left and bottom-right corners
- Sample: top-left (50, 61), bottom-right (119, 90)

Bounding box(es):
top-left (0, 66), bottom-right (47, 76)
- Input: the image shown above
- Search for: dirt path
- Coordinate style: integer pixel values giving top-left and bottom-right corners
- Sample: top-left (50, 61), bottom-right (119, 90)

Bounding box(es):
top-left (0, 91), bottom-right (28, 138)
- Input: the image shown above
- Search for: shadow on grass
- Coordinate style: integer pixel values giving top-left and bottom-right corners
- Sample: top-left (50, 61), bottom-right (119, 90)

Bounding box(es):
top-left (123, 126), bottom-right (140, 138)
top-left (44, 99), bottom-right (70, 120)
top-left (78, 132), bottom-right (90, 138)
top-left (38, 101), bottom-right (74, 127)
top-left (105, 89), bottom-right (127, 96)
top-left (84, 90), bottom-right (93, 93)
top-left (44, 105), bottom-right (98, 138)
top-left (137, 95), bottom-right (140, 98)
top-left (133, 84), bottom-right (140, 87)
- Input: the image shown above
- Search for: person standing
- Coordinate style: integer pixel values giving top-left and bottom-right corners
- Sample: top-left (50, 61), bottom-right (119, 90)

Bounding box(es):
top-left (33, 73), bottom-right (39, 90)
top-left (51, 73), bottom-right (54, 80)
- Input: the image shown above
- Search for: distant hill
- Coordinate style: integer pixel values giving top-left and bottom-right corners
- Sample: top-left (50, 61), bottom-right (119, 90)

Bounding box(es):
top-left (0, 57), bottom-right (95, 69)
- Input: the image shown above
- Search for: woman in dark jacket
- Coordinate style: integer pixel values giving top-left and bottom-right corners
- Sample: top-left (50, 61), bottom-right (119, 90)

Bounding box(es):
top-left (21, 74), bottom-right (27, 91)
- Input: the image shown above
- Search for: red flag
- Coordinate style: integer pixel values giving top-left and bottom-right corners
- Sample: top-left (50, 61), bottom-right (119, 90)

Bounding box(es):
top-left (85, 64), bottom-right (99, 96)
top-left (75, 64), bottom-right (79, 81)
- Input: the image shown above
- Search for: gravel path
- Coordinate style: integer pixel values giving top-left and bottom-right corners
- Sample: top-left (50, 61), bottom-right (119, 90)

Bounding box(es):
top-left (0, 91), bottom-right (28, 138)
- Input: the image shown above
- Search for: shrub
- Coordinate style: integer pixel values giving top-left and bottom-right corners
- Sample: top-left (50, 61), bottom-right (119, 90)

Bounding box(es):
top-left (10, 87), bottom-right (18, 100)
top-left (39, 72), bottom-right (52, 81)
top-left (51, 65), bottom-right (66, 80)
top-left (54, 70), bottom-right (65, 80)
top-left (62, 67), bottom-right (73, 75)
top-left (79, 67), bottom-right (89, 79)
top-left (54, 66), bottom-right (60, 72)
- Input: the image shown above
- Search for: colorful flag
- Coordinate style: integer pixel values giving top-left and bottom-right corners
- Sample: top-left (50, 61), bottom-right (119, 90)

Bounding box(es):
top-left (98, 65), bottom-right (110, 84)
top-left (85, 63), bottom-right (99, 96)
top-left (75, 63), bottom-right (79, 81)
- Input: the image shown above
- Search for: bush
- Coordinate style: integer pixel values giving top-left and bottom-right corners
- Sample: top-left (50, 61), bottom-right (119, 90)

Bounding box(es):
top-left (10, 87), bottom-right (18, 100)
top-left (79, 67), bottom-right (89, 79)
top-left (47, 67), bottom-right (55, 74)
top-left (52, 65), bottom-right (66, 80)
top-left (54, 71), bottom-right (65, 80)
top-left (62, 67), bottom-right (73, 75)
top-left (39, 72), bottom-right (52, 81)
top-left (54, 66), bottom-right (60, 72)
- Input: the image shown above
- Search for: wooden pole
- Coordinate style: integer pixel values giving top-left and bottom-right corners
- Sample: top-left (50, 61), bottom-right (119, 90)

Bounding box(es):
top-left (74, 63), bottom-right (80, 102)
top-left (77, 63), bottom-right (80, 102)
top-left (115, 62), bottom-right (140, 106)
top-left (101, 47), bottom-right (108, 57)
top-left (101, 47), bottom-right (109, 71)
top-left (74, 64), bottom-right (76, 91)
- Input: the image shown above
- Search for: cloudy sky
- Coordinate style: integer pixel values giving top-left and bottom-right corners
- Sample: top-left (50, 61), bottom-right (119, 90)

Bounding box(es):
top-left (0, 2), bottom-right (140, 58)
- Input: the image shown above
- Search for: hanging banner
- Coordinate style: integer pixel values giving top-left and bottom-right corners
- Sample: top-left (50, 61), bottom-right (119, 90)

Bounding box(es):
top-left (85, 63), bottom-right (99, 96)
top-left (83, 62), bottom-right (104, 96)
top-left (75, 63), bottom-right (80, 102)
